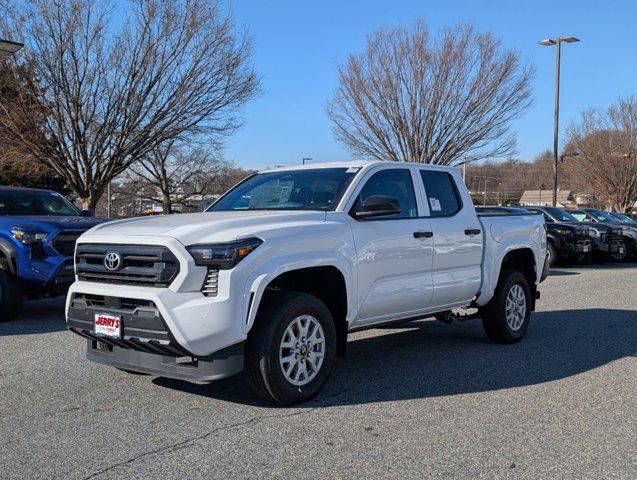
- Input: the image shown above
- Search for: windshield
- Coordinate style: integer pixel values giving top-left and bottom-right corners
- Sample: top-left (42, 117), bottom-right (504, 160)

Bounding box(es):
top-left (544, 207), bottom-right (577, 222)
top-left (586, 209), bottom-right (615, 222)
top-left (611, 212), bottom-right (636, 224)
top-left (0, 190), bottom-right (80, 216)
top-left (570, 211), bottom-right (589, 222)
top-left (210, 168), bottom-right (358, 212)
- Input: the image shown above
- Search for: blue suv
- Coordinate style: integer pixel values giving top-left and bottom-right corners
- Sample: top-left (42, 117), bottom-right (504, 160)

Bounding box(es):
top-left (0, 187), bottom-right (109, 320)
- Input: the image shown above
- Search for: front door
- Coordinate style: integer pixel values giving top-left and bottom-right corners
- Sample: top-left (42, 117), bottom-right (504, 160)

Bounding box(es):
top-left (347, 167), bottom-right (434, 326)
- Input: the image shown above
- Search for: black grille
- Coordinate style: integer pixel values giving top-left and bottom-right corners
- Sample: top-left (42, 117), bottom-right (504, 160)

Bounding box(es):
top-left (574, 229), bottom-right (590, 240)
top-left (52, 231), bottom-right (83, 256)
top-left (67, 293), bottom-right (189, 356)
top-left (75, 244), bottom-right (179, 287)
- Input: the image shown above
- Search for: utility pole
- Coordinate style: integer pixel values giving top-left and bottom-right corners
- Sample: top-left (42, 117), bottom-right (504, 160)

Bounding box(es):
top-left (107, 181), bottom-right (112, 218)
top-left (539, 36), bottom-right (579, 206)
top-left (483, 178), bottom-right (487, 206)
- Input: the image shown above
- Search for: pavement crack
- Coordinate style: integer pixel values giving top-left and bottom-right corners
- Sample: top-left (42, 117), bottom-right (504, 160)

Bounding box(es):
top-left (81, 407), bottom-right (317, 480)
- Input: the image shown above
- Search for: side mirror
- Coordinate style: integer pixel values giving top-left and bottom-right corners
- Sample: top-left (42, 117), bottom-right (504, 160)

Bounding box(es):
top-left (80, 210), bottom-right (95, 217)
top-left (354, 195), bottom-right (401, 219)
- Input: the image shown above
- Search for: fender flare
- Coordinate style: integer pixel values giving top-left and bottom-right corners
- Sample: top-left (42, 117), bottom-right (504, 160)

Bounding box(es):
top-left (242, 255), bottom-right (354, 335)
top-left (0, 237), bottom-right (18, 274)
top-left (545, 232), bottom-right (561, 250)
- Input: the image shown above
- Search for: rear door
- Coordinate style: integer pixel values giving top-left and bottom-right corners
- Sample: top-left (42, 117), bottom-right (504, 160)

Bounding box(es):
top-left (346, 166), bottom-right (434, 326)
top-left (415, 168), bottom-right (483, 307)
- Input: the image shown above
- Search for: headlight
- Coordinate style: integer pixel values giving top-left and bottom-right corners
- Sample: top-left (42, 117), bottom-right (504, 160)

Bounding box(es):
top-left (10, 228), bottom-right (48, 245)
top-left (553, 228), bottom-right (572, 235)
top-left (186, 238), bottom-right (262, 269)
top-left (621, 227), bottom-right (637, 239)
top-left (588, 228), bottom-right (601, 238)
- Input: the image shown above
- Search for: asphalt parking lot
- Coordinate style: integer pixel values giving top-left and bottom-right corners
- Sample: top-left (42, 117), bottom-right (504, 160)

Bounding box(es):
top-left (1, 264), bottom-right (635, 480)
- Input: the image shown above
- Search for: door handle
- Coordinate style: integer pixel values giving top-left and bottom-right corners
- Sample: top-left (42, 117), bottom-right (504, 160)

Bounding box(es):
top-left (464, 228), bottom-right (482, 235)
top-left (413, 231), bottom-right (433, 239)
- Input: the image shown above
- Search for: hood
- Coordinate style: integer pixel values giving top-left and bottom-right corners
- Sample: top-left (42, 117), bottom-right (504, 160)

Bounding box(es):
top-left (84, 210), bottom-right (327, 245)
top-left (547, 222), bottom-right (587, 233)
top-left (2, 215), bottom-right (110, 233)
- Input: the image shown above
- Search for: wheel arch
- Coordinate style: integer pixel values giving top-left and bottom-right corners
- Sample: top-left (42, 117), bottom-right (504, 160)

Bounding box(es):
top-left (246, 263), bottom-right (351, 357)
top-left (0, 237), bottom-right (18, 274)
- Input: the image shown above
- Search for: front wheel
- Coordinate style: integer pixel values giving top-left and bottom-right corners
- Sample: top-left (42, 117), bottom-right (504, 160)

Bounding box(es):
top-left (245, 292), bottom-right (337, 405)
top-left (479, 270), bottom-right (531, 344)
top-left (547, 242), bottom-right (557, 267)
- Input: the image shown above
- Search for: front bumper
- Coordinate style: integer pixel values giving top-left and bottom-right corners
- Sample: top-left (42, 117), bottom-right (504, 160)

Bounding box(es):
top-left (559, 238), bottom-right (592, 257)
top-left (85, 340), bottom-right (243, 381)
top-left (592, 239), bottom-right (624, 254)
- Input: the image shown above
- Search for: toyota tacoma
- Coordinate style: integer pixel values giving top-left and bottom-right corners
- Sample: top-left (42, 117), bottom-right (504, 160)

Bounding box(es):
top-left (67, 161), bottom-right (547, 404)
top-left (0, 187), bottom-right (108, 320)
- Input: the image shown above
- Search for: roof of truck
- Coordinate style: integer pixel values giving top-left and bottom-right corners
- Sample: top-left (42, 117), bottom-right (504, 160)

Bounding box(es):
top-left (263, 160), bottom-right (459, 173)
top-left (0, 186), bottom-right (55, 193)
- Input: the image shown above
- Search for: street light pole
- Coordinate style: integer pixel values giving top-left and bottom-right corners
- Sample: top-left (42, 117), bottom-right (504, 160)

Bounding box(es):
top-left (539, 36), bottom-right (579, 207)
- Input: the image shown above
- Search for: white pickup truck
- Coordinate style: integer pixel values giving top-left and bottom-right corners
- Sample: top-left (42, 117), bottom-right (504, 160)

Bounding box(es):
top-left (67, 161), bottom-right (548, 404)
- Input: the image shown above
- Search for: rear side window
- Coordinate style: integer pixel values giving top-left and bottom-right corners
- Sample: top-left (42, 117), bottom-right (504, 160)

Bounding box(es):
top-left (418, 171), bottom-right (461, 217)
top-left (351, 169), bottom-right (418, 219)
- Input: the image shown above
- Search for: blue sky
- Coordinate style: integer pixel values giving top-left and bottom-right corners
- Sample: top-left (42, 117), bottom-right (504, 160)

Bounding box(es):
top-left (223, 0), bottom-right (637, 169)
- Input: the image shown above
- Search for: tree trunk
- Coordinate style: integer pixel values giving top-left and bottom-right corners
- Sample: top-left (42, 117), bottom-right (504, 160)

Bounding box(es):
top-left (161, 190), bottom-right (173, 215)
top-left (78, 194), bottom-right (98, 212)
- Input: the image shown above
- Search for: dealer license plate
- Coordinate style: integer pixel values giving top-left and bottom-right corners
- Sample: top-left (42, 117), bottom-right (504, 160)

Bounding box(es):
top-left (94, 313), bottom-right (122, 338)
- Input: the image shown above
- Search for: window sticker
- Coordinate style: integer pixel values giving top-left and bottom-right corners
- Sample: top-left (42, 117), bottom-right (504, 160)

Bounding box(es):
top-left (429, 197), bottom-right (442, 211)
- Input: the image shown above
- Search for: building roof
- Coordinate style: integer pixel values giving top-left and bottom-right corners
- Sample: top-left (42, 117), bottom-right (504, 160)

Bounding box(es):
top-left (519, 190), bottom-right (574, 205)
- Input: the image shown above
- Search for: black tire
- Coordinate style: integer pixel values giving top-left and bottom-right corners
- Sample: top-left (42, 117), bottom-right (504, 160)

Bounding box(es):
top-left (479, 270), bottom-right (531, 344)
top-left (547, 242), bottom-right (558, 267)
top-left (0, 270), bottom-right (24, 322)
top-left (245, 292), bottom-right (337, 405)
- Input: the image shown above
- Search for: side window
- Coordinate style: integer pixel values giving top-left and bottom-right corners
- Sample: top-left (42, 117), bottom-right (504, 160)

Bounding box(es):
top-left (542, 213), bottom-right (553, 223)
top-left (351, 169), bottom-right (417, 219)
top-left (419, 170), bottom-right (461, 217)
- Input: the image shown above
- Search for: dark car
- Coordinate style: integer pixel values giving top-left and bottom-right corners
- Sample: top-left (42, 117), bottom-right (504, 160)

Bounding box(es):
top-left (0, 187), bottom-right (109, 320)
top-left (574, 208), bottom-right (637, 261)
top-left (521, 206), bottom-right (594, 267)
top-left (566, 208), bottom-right (629, 262)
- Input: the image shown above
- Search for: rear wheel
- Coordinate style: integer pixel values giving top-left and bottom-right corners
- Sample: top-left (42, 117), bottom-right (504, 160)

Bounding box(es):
top-left (479, 270), bottom-right (531, 344)
top-left (0, 269), bottom-right (23, 322)
top-left (245, 292), bottom-right (337, 405)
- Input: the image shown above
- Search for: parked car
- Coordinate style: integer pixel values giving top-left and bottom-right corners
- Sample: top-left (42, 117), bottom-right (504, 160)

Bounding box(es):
top-left (66, 161), bottom-right (547, 404)
top-left (0, 187), bottom-right (109, 320)
top-left (609, 212), bottom-right (637, 225)
top-left (520, 206), bottom-right (593, 267)
top-left (570, 208), bottom-right (637, 262)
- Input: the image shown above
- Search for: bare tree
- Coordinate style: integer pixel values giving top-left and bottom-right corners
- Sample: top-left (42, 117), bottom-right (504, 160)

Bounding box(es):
top-left (327, 21), bottom-right (534, 165)
top-left (563, 96), bottom-right (637, 212)
top-left (0, 0), bottom-right (260, 210)
top-left (129, 142), bottom-right (229, 214)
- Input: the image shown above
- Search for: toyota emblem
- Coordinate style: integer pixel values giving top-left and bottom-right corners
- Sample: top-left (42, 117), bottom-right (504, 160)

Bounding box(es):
top-left (104, 252), bottom-right (122, 271)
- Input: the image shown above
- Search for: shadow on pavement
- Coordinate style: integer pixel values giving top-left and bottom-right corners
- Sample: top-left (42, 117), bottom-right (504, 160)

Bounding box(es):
top-left (153, 307), bottom-right (636, 407)
top-left (548, 269), bottom-right (579, 276)
top-left (0, 297), bottom-right (67, 336)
